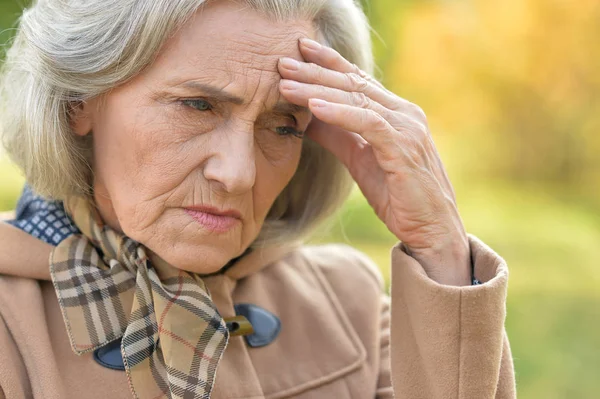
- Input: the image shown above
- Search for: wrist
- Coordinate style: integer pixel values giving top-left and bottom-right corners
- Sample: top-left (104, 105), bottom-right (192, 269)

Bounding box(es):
top-left (406, 234), bottom-right (471, 286)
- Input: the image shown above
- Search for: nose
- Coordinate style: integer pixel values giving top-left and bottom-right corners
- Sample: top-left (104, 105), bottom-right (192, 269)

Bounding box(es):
top-left (202, 126), bottom-right (257, 195)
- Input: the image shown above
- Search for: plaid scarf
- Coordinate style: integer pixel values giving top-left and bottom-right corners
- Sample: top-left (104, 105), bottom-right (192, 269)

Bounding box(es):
top-left (49, 197), bottom-right (229, 399)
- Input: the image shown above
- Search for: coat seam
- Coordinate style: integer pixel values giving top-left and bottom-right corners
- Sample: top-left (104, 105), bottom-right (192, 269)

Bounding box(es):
top-left (264, 255), bottom-right (367, 399)
top-left (456, 290), bottom-right (463, 399)
top-left (302, 245), bottom-right (384, 292)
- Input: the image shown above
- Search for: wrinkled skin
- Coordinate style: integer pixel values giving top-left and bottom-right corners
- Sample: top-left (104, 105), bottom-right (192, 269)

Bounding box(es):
top-left (74, 0), bottom-right (471, 285)
top-left (73, 0), bottom-right (314, 273)
top-left (278, 42), bottom-right (471, 286)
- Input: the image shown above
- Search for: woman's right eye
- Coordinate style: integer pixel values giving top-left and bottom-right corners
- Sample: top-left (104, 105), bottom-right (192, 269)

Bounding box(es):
top-left (182, 99), bottom-right (213, 111)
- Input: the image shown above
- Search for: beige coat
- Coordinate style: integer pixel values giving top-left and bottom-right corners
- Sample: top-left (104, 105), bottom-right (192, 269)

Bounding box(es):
top-left (0, 224), bottom-right (515, 398)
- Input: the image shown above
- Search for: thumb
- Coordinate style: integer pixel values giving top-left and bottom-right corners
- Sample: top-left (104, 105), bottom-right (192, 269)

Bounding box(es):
top-left (305, 117), bottom-right (365, 168)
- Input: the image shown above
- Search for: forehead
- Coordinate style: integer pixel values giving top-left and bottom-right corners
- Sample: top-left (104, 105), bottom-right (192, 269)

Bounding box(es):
top-left (149, 0), bottom-right (315, 98)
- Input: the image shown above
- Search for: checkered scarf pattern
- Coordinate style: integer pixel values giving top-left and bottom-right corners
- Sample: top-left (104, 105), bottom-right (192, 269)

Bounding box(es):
top-left (49, 197), bottom-right (229, 399)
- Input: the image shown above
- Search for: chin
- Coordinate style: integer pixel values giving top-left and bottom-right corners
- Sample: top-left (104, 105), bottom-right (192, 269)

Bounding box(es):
top-left (155, 240), bottom-right (243, 275)
top-left (125, 213), bottom-right (252, 275)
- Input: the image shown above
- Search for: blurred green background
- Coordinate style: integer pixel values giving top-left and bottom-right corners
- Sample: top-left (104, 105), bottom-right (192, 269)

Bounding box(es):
top-left (1, 0), bottom-right (599, 397)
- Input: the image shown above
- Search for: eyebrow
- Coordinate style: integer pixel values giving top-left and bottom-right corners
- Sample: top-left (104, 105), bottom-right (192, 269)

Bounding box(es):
top-left (181, 81), bottom-right (310, 116)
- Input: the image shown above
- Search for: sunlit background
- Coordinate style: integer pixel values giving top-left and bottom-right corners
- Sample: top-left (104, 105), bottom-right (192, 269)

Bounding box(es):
top-left (1, 1), bottom-right (599, 397)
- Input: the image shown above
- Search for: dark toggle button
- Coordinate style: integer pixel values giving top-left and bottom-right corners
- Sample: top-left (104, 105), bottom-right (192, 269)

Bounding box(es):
top-left (93, 309), bottom-right (274, 371)
top-left (224, 315), bottom-right (254, 337)
top-left (233, 303), bottom-right (281, 348)
top-left (94, 337), bottom-right (160, 371)
top-left (93, 338), bottom-right (125, 371)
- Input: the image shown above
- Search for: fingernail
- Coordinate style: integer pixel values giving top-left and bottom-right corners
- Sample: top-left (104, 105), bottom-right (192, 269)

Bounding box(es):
top-left (309, 98), bottom-right (328, 108)
top-left (279, 57), bottom-right (300, 71)
top-left (280, 79), bottom-right (300, 90)
top-left (300, 38), bottom-right (322, 51)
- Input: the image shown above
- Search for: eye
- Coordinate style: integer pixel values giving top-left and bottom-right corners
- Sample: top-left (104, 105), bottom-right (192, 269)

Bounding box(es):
top-left (182, 99), bottom-right (213, 111)
top-left (273, 115), bottom-right (304, 139)
top-left (275, 126), bottom-right (304, 138)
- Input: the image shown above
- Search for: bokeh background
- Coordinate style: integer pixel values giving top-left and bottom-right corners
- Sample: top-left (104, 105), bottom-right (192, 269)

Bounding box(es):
top-left (1, 0), bottom-right (599, 397)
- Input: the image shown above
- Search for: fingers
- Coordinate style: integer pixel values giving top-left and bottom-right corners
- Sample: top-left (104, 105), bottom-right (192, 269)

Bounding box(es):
top-left (278, 55), bottom-right (399, 111)
top-left (305, 118), bottom-right (382, 190)
top-left (307, 98), bottom-right (401, 162)
top-left (304, 118), bottom-right (365, 169)
top-left (283, 38), bottom-right (434, 172)
top-left (298, 38), bottom-right (355, 74)
top-left (298, 38), bottom-right (386, 90)
top-left (279, 79), bottom-right (394, 120)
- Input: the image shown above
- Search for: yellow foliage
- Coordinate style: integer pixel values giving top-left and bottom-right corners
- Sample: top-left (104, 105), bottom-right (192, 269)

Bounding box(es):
top-left (376, 0), bottom-right (599, 200)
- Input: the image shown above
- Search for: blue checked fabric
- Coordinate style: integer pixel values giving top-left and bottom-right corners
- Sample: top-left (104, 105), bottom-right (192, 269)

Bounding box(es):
top-left (9, 187), bottom-right (230, 398)
top-left (7, 185), bottom-right (79, 245)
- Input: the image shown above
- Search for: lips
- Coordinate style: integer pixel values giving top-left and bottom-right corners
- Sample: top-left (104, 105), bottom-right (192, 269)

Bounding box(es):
top-left (183, 206), bottom-right (242, 233)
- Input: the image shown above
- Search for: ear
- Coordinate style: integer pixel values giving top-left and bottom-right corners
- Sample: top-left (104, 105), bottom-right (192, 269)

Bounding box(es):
top-left (70, 100), bottom-right (94, 137)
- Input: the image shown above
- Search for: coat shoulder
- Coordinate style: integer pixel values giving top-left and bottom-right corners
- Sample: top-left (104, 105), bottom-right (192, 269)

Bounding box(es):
top-left (295, 243), bottom-right (385, 297)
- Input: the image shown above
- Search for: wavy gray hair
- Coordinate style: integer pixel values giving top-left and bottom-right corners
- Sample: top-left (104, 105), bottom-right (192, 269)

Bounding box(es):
top-left (0, 0), bottom-right (374, 246)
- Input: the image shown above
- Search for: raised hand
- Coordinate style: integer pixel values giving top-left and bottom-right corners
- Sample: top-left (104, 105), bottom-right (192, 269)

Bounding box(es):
top-left (278, 38), bottom-right (471, 286)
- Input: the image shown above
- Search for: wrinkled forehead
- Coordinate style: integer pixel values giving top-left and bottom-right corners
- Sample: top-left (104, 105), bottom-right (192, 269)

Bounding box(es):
top-left (149, 0), bottom-right (315, 97)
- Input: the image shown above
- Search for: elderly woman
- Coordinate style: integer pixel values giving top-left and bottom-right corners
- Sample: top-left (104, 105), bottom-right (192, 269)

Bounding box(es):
top-left (0, 0), bottom-right (515, 398)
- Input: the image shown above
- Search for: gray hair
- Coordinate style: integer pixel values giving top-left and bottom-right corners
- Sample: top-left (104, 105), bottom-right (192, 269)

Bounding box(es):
top-left (0, 0), bottom-right (374, 246)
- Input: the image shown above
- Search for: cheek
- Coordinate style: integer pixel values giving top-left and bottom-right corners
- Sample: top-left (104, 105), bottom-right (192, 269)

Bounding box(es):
top-left (95, 111), bottom-right (165, 188)
top-left (91, 103), bottom-right (202, 231)
top-left (253, 138), bottom-right (303, 217)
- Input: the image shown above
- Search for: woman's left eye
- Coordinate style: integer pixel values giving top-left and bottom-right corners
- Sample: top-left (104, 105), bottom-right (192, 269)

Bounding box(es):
top-left (182, 99), bottom-right (213, 111)
top-left (275, 126), bottom-right (304, 138)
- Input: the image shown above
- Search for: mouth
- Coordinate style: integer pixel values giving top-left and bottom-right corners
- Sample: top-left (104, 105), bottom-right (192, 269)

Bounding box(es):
top-left (183, 205), bottom-right (242, 233)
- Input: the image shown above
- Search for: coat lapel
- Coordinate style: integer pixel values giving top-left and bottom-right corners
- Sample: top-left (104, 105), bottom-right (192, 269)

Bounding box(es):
top-left (208, 248), bottom-right (366, 399)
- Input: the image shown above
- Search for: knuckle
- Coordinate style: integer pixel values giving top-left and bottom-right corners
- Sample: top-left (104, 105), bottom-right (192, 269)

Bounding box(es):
top-left (370, 111), bottom-right (389, 131)
top-left (311, 63), bottom-right (326, 83)
top-left (411, 103), bottom-right (427, 121)
top-left (402, 119), bottom-right (429, 140)
top-left (317, 84), bottom-right (329, 98)
top-left (352, 63), bottom-right (368, 78)
top-left (407, 147), bottom-right (424, 166)
top-left (402, 136), bottom-right (426, 164)
top-left (413, 120), bottom-right (430, 138)
top-left (347, 72), bottom-right (369, 92)
top-left (351, 91), bottom-right (370, 108)
top-left (419, 123), bottom-right (430, 137)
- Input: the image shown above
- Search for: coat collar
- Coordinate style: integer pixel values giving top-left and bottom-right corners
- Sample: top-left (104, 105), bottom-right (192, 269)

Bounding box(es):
top-left (0, 223), bottom-right (302, 283)
top-left (223, 241), bottom-right (303, 280)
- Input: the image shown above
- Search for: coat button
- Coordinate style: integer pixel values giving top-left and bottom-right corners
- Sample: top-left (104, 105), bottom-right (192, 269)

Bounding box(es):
top-left (233, 304), bottom-right (281, 348)
top-left (93, 338), bottom-right (125, 371)
top-left (225, 315), bottom-right (254, 336)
